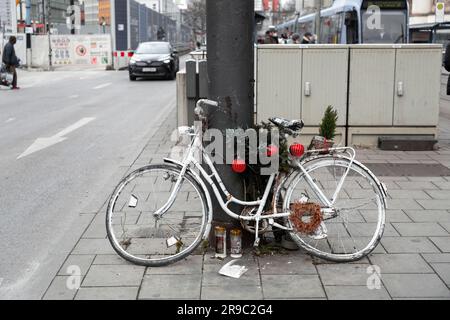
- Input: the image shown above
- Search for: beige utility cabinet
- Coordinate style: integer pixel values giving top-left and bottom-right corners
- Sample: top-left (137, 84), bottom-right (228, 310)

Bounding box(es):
top-left (349, 47), bottom-right (396, 126)
top-left (255, 44), bottom-right (441, 146)
top-left (394, 47), bottom-right (442, 126)
top-left (256, 46), bottom-right (302, 123)
top-left (301, 46), bottom-right (348, 126)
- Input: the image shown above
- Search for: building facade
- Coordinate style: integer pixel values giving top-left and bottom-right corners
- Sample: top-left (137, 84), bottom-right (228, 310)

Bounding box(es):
top-left (0, 0), bottom-right (17, 32)
top-left (98, 0), bottom-right (110, 25)
top-left (409, 0), bottom-right (450, 24)
top-left (263, 0), bottom-right (280, 12)
top-left (13, 0), bottom-right (71, 33)
top-left (84, 0), bottom-right (99, 25)
top-left (136, 0), bottom-right (180, 15)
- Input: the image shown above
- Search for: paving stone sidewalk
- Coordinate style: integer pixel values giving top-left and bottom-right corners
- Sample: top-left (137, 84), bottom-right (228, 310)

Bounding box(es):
top-left (42, 97), bottom-right (450, 300)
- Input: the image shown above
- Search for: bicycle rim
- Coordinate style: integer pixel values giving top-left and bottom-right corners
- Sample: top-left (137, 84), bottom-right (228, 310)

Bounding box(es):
top-left (106, 164), bottom-right (208, 266)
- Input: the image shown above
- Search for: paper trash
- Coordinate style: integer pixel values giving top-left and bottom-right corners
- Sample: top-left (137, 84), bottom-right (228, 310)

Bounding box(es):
top-left (128, 195), bottom-right (138, 208)
top-left (218, 259), bottom-right (248, 279)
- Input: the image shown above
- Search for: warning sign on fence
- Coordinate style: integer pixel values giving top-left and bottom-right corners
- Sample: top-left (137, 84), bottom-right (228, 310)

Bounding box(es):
top-left (47, 35), bottom-right (111, 66)
top-left (76, 45), bottom-right (87, 56)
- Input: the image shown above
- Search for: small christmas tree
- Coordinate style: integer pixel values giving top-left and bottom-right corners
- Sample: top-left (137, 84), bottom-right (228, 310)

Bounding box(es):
top-left (319, 106), bottom-right (338, 140)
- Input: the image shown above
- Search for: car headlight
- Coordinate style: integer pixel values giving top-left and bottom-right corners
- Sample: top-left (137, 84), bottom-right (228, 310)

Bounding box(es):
top-left (130, 57), bottom-right (141, 64)
top-left (158, 55), bottom-right (171, 63)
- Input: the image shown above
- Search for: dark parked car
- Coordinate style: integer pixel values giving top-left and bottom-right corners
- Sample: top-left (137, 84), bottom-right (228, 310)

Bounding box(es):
top-left (128, 41), bottom-right (179, 81)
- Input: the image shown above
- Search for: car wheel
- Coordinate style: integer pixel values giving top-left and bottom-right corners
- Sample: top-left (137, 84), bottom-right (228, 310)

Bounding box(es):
top-left (129, 74), bottom-right (137, 81)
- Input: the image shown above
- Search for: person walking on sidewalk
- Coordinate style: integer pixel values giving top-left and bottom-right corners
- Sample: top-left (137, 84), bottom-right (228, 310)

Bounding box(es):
top-left (2, 36), bottom-right (20, 90)
top-left (444, 43), bottom-right (450, 95)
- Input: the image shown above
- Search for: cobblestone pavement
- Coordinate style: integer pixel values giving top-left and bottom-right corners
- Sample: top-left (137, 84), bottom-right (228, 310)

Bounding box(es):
top-left (42, 93), bottom-right (450, 300)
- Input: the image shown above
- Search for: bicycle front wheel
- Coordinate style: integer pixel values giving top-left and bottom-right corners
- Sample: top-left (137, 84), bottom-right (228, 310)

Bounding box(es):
top-left (106, 164), bottom-right (208, 266)
top-left (285, 155), bottom-right (386, 262)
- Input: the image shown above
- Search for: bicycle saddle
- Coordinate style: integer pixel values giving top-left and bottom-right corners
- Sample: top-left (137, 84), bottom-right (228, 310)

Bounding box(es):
top-left (269, 117), bottom-right (304, 131)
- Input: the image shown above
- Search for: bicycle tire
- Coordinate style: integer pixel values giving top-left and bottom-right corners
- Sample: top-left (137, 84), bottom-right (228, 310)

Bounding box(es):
top-left (284, 155), bottom-right (386, 262)
top-left (106, 164), bottom-right (209, 266)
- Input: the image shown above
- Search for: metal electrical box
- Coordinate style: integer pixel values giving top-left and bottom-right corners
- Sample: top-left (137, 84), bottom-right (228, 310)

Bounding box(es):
top-left (349, 47), bottom-right (396, 126)
top-left (256, 46), bottom-right (302, 122)
top-left (252, 44), bottom-right (441, 146)
top-left (393, 47), bottom-right (442, 126)
top-left (301, 46), bottom-right (348, 126)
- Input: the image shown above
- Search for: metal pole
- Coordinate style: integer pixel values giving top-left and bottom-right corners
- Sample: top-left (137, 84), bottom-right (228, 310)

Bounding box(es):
top-left (25, 0), bottom-right (31, 25)
top-left (1, 21), bottom-right (5, 55)
top-left (70, 0), bottom-right (75, 35)
top-left (110, 0), bottom-right (116, 70)
top-left (110, 0), bottom-right (116, 50)
top-left (25, 0), bottom-right (31, 69)
top-left (0, 18), bottom-right (6, 57)
top-left (270, 0), bottom-right (273, 26)
top-left (206, 0), bottom-right (254, 224)
top-left (42, 0), bottom-right (46, 34)
top-left (19, 1), bottom-right (23, 22)
top-left (315, 0), bottom-right (322, 43)
top-left (47, 0), bottom-right (52, 70)
top-left (126, 0), bottom-right (131, 49)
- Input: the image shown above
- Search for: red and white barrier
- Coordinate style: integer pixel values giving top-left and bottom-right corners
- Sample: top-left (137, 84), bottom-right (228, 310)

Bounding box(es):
top-left (113, 51), bottom-right (134, 70)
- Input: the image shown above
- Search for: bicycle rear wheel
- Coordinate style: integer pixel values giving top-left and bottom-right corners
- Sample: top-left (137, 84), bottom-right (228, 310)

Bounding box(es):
top-left (285, 155), bottom-right (386, 262)
top-left (106, 164), bottom-right (208, 266)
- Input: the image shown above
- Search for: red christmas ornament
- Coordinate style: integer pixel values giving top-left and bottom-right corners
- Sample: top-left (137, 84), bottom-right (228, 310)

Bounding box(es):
top-left (267, 145), bottom-right (279, 157)
top-left (232, 159), bottom-right (247, 173)
top-left (290, 143), bottom-right (305, 157)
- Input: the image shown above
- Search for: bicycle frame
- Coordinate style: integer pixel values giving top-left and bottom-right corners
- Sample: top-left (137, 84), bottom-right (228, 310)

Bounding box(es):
top-left (157, 126), bottom-right (358, 245)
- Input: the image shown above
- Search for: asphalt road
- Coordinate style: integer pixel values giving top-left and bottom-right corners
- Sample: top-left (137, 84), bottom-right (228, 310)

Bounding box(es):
top-left (0, 66), bottom-right (180, 299)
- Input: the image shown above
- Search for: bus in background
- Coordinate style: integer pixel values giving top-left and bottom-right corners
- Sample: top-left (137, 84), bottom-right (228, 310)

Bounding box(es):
top-left (277, 0), bottom-right (409, 44)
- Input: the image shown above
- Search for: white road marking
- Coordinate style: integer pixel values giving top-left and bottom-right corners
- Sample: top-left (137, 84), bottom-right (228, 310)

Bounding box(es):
top-left (17, 117), bottom-right (96, 159)
top-left (68, 95), bottom-right (79, 99)
top-left (5, 117), bottom-right (16, 123)
top-left (93, 82), bottom-right (112, 90)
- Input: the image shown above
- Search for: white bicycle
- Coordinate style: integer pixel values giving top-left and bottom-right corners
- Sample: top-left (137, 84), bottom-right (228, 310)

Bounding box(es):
top-left (106, 99), bottom-right (387, 266)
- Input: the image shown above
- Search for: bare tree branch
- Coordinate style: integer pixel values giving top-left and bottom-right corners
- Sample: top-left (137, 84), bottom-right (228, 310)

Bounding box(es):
top-left (184, 0), bottom-right (206, 41)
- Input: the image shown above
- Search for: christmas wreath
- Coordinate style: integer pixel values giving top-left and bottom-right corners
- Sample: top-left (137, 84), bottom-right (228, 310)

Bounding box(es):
top-left (289, 202), bottom-right (323, 234)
